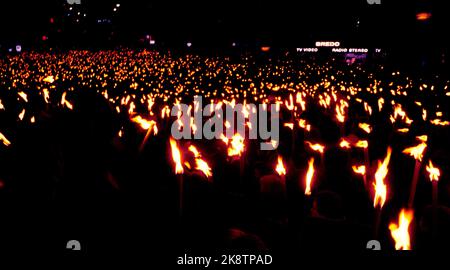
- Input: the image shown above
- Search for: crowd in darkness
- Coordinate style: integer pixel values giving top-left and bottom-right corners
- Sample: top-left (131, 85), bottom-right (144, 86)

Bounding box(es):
top-left (0, 49), bottom-right (449, 257)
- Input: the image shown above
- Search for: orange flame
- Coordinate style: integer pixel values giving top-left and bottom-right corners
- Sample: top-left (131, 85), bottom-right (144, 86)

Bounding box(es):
top-left (188, 145), bottom-right (201, 158)
top-left (298, 119), bottom-right (311, 131)
top-left (305, 158), bottom-right (315, 196)
top-left (284, 123), bottom-right (294, 130)
top-left (389, 209), bottom-right (414, 250)
top-left (373, 147), bottom-right (392, 208)
top-left (195, 158), bottom-right (212, 179)
top-left (352, 165), bottom-right (366, 176)
top-left (227, 133), bottom-right (245, 157)
top-left (426, 160), bottom-right (440, 182)
top-left (0, 132), bottom-right (11, 147)
top-left (355, 140), bottom-right (368, 149)
top-left (359, 123), bottom-right (372, 134)
top-left (305, 141), bottom-right (325, 153)
top-left (61, 92), bottom-right (73, 110)
top-left (169, 138), bottom-right (184, 174)
top-left (416, 135), bottom-right (428, 142)
top-left (285, 94), bottom-right (294, 111)
top-left (339, 139), bottom-right (351, 149)
top-left (402, 142), bottom-right (427, 162)
top-left (275, 156), bottom-right (287, 176)
top-left (335, 104), bottom-right (346, 123)
top-left (131, 115), bottom-right (158, 135)
top-left (43, 75), bottom-right (55, 83)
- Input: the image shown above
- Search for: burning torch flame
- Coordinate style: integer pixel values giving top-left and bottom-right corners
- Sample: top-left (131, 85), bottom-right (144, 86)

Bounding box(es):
top-left (0, 132), bottom-right (11, 147)
top-left (305, 158), bottom-right (315, 196)
top-left (169, 138), bottom-right (184, 174)
top-left (355, 140), bottom-right (368, 149)
top-left (359, 123), bottom-right (372, 134)
top-left (416, 135), bottom-right (428, 142)
top-left (305, 141), bottom-right (325, 153)
top-left (389, 209), bottom-right (414, 250)
top-left (43, 75), bottom-right (55, 83)
top-left (426, 160), bottom-right (440, 182)
top-left (227, 133), bottom-right (245, 157)
top-left (402, 142), bottom-right (427, 162)
top-left (352, 165), bottom-right (366, 176)
top-left (188, 145), bottom-right (201, 158)
top-left (275, 156), bottom-right (286, 176)
top-left (131, 115), bottom-right (158, 135)
top-left (339, 139), bottom-right (351, 149)
top-left (195, 158), bottom-right (212, 179)
top-left (373, 147), bottom-right (392, 208)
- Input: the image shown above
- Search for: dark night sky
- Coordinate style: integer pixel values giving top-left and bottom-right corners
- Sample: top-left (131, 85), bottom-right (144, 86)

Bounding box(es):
top-left (0, 0), bottom-right (447, 48)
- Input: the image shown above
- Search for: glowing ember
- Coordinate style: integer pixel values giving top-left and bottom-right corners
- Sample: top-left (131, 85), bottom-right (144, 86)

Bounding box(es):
top-left (275, 155), bottom-right (286, 176)
top-left (169, 138), bottom-right (184, 174)
top-left (389, 209), bottom-right (414, 250)
top-left (426, 160), bottom-right (440, 182)
top-left (402, 142), bottom-right (427, 162)
top-left (416, 12), bottom-right (431, 21)
top-left (305, 158), bottom-right (315, 196)
top-left (373, 147), bottom-right (392, 208)
top-left (352, 165), bottom-right (366, 176)
top-left (305, 141), bottom-right (325, 153)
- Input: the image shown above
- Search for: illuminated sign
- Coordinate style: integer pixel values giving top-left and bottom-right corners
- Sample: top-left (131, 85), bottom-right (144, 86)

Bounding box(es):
top-left (296, 48), bottom-right (318, 52)
top-left (315, 41), bottom-right (340, 47)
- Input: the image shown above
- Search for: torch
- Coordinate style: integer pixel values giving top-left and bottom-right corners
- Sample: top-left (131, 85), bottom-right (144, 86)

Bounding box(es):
top-left (373, 147), bottom-right (392, 238)
top-left (403, 141), bottom-right (427, 208)
top-left (170, 138), bottom-right (184, 217)
top-left (426, 160), bottom-right (440, 243)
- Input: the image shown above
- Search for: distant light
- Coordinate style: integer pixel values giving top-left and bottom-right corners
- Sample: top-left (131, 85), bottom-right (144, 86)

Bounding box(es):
top-left (42, 35), bottom-right (48, 41)
top-left (146, 35), bottom-right (150, 39)
top-left (84, 13), bottom-right (87, 17)
top-left (232, 42), bottom-right (236, 47)
top-left (113, 8), bottom-right (117, 12)
top-left (316, 41), bottom-right (340, 47)
top-left (16, 45), bottom-right (22, 53)
top-left (187, 42), bottom-right (192, 47)
top-left (69, 7), bottom-right (73, 11)
top-left (77, 12), bottom-right (80, 15)
top-left (150, 40), bottom-right (156, 45)
top-left (416, 12), bottom-right (432, 21)
top-left (8, 48), bottom-right (13, 53)
top-left (261, 46), bottom-right (270, 52)
top-left (116, 3), bottom-right (121, 7)
top-left (50, 18), bottom-right (54, 24)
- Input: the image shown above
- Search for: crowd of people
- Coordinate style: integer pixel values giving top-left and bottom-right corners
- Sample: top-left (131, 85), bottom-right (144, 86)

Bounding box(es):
top-left (0, 49), bottom-right (449, 256)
